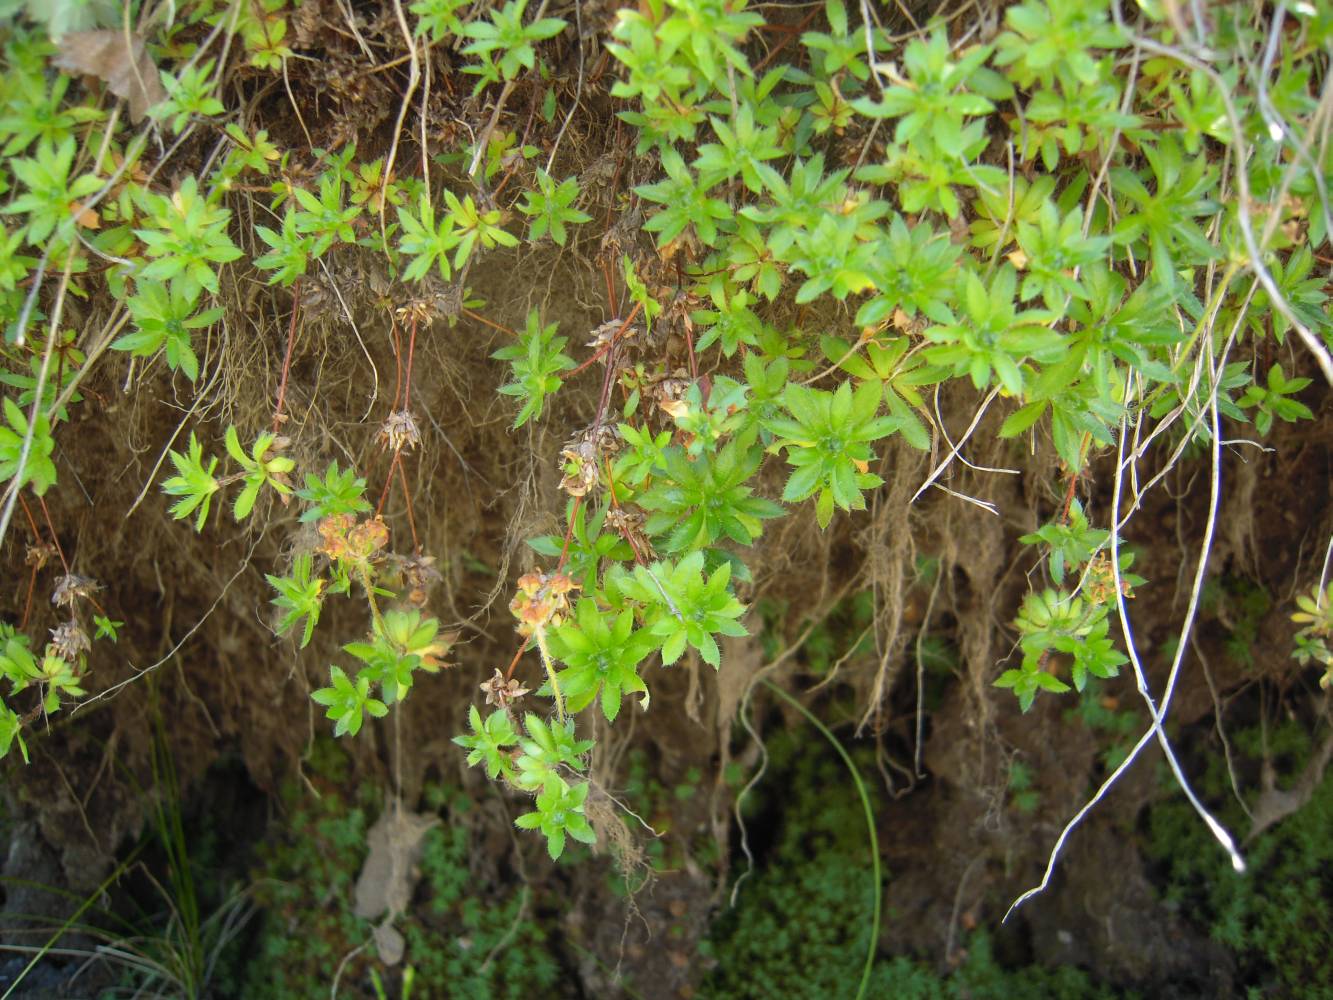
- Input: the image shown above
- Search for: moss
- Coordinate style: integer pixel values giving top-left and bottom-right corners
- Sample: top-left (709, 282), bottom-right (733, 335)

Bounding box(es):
top-left (233, 781), bottom-right (375, 998)
top-left (397, 789), bottom-right (559, 999)
top-left (701, 728), bottom-right (1124, 999)
top-left (1146, 722), bottom-right (1333, 997)
top-left (234, 773), bottom-right (558, 999)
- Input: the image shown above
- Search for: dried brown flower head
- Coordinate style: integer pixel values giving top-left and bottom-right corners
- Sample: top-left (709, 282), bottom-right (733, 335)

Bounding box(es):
top-left (428, 282), bottom-right (464, 322)
top-left (395, 298), bottom-right (433, 325)
top-left (586, 318), bottom-right (647, 356)
top-left (605, 507), bottom-right (655, 561)
top-left (378, 410), bottom-right (422, 452)
top-left (558, 425), bottom-right (620, 498)
top-left (49, 620), bottom-right (91, 662)
top-left (646, 369), bottom-right (691, 415)
top-left (559, 447), bottom-right (598, 498)
top-left (52, 574), bottom-right (100, 608)
top-left (387, 552), bottom-right (442, 608)
top-left (26, 543), bottom-right (56, 570)
top-left (480, 668), bottom-right (530, 710)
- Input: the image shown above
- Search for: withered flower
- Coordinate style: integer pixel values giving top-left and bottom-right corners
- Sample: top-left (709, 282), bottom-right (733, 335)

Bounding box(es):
top-left (605, 507), bottom-right (655, 561)
top-left (647, 369), bottom-right (692, 418)
top-left (431, 283), bottom-right (464, 322)
top-left (480, 668), bottom-right (530, 710)
top-left (378, 410), bottom-right (422, 452)
top-left (586, 319), bottom-right (646, 356)
top-left (558, 425), bottom-right (620, 498)
top-left (49, 620), bottom-right (91, 662)
top-left (52, 574), bottom-right (100, 608)
top-left (26, 543), bottom-right (56, 570)
top-left (559, 447), bottom-right (599, 498)
top-left (1083, 554), bottom-right (1133, 606)
top-left (387, 552), bottom-right (442, 608)
top-left (346, 516), bottom-right (390, 561)
top-left (395, 298), bottom-right (433, 326)
top-left (317, 513), bottom-right (356, 561)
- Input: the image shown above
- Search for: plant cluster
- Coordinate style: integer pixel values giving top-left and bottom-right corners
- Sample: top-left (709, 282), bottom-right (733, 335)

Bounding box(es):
top-left (1291, 579), bottom-right (1333, 688)
top-left (0, 0), bottom-right (1327, 875)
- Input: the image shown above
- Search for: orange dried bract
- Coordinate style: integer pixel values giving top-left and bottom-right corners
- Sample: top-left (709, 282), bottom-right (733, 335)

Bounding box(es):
top-left (318, 514), bottom-right (389, 563)
top-left (516, 571), bottom-right (545, 596)
top-left (317, 513), bottom-right (357, 560)
top-left (415, 630), bottom-right (458, 672)
top-left (546, 573), bottom-right (576, 596)
top-left (347, 516), bottom-right (390, 559)
top-left (509, 571), bottom-right (578, 636)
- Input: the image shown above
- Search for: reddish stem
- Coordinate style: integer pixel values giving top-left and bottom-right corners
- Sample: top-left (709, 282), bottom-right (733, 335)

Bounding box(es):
top-left (17, 492), bottom-right (41, 543)
top-left (376, 451), bottom-right (399, 517)
top-left (21, 564), bottom-right (37, 630)
top-left (16, 494), bottom-right (41, 627)
top-left (591, 343), bottom-right (619, 434)
top-left (461, 308), bottom-right (518, 337)
top-left (397, 457), bottom-right (420, 553)
top-left (389, 315), bottom-right (403, 410)
top-left (502, 638), bottom-right (530, 681)
top-left (36, 495), bottom-right (69, 575)
top-left (754, 8), bottom-right (820, 74)
top-left (1060, 469), bottom-right (1080, 523)
top-left (568, 301), bottom-right (644, 377)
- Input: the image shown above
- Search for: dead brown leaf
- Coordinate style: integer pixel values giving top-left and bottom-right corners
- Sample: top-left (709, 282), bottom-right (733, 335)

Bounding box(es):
top-left (353, 804), bottom-right (439, 923)
top-left (371, 921), bottom-right (406, 966)
top-left (70, 202), bottom-right (100, 229)
top-left (54, 30), bottom-right (167, 123)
